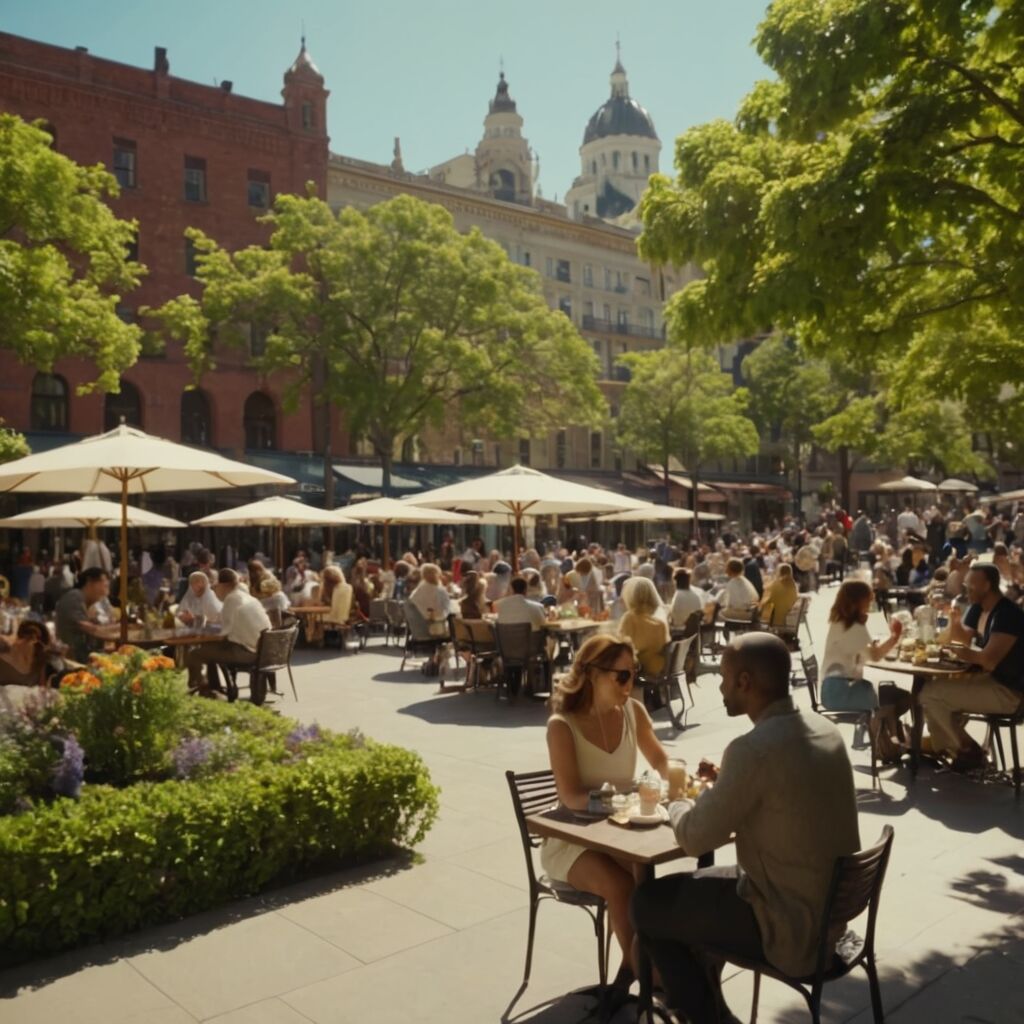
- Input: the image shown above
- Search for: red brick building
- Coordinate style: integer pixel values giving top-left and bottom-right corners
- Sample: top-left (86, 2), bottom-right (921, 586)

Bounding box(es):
top-left (0, 31), bottom-right (343, 464)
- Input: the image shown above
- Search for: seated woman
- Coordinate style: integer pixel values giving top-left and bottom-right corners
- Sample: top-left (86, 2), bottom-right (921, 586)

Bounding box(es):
top-left (259, 576), bottom-right (291, 626)
top-left (618, 577), bottom-right (670, 678)
top-left (459, 571), bottom-right (487, 619)
top-left (758, 562), bottom-right (799, 627)
top-left (544, 634), bottom-right (669, 999)
top-left (0, 620), bottom-right (56, 685)
top-left (246, 559), bottom-right (271, 599)
top-left (822, 580), bottom-right (912, 757)
top-left (409, 563), bottom-right (452, 673)
top-left (567, 557), bottom-right (604, 613)
top-left (177, 570), bottom-right (223, 626)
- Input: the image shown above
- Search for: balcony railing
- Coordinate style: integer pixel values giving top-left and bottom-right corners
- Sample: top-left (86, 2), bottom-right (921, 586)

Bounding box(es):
top-left (581, 315), bottom-right (662, 339)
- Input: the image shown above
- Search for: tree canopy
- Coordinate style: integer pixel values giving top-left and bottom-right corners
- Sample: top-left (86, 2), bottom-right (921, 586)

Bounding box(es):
top-left (617, 345), bottom-right (759, 521)
top-left (0, 114), bottom-right (144, 393)
top-left (150, 191), bottom-right (606, 492)
top-left (0, 421), bottom-right (29, 464)
top-left (639, 0), bottom-right (1024, 449)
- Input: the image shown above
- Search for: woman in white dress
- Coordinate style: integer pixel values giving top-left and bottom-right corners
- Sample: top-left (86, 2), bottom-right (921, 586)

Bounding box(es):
top-left (544, 634), bottom-right (669, 991)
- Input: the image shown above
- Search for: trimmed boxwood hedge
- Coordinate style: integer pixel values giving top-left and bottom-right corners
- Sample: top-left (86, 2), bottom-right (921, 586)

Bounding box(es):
top-left (0, 738), bottom-right (439, 964)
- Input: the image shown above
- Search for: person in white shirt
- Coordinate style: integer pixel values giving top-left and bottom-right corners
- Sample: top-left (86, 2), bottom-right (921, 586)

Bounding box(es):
top-left (612, 544), bottom-right (633, 576)
top-left (185, 568), bottom-right (271, 697)
top-left (718, 558), bottom-right (759, 621)
top-left (496, 577), bottom-right (547, 630)
top-left (178, 570), bottom-right (223, 626)
top-left (668, 569), bottom-right (706, 629)
top-left (897, 501), bottom-right (925, 541)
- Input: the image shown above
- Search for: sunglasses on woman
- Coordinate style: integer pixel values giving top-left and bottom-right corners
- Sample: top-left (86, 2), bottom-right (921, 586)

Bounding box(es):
top-left (588, 664), bottom-right (636, 685)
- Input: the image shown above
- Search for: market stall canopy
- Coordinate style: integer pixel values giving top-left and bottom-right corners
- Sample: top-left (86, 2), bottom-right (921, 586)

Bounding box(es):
top-left (0, 495), bottom-right (185, 530)
top-left (877, 476), bottom-right (937, 492)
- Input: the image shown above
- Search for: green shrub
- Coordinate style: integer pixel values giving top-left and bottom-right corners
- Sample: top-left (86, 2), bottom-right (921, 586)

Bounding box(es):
top-left (0, 736), bottom-right (439, 964)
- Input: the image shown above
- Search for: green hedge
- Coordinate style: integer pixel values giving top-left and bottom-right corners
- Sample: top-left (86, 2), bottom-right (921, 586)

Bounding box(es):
top-left (0, 739), bottom-right (439, 964)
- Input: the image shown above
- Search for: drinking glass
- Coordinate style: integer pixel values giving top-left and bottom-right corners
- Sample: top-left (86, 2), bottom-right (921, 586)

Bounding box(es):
top-left (193, 613), bottom-right (207, 632)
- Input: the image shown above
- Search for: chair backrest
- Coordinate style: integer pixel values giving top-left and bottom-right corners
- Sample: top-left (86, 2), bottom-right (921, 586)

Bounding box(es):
top-left (385, 599), bottom-right (406, 629)
top-left (802, 652), bottom-right (821, 710)
top-left (368, 598), bottom-right (388, 624)
top-left (669, 633), bottom-right (696, 677)
top-left (681, 609), bottom-right (703, 639)
top-left (495, 621), bottom-right (534, 666)
top-left (467, 618), bottom-right (498, 653)
top-left (402, 600), bottom-right (435, 641)
top-left (505, 769), bottom-right (559, 889)
top-left (814, 826), bottom-right (895, 981)
top-left (452, 617), bottom-right (474, 652)
top-left (254, 624), bottom-right (299, 673)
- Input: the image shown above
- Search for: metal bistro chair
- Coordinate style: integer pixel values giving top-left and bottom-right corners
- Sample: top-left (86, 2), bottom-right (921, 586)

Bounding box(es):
top-left (367, 598), bottom-right (390, 645)
top-left (495, 622), bottom-right (550, 700)
top-left (505, 770), bottom-right (611, 997)
top-left (399, 601), bottom-right (451, 676)
top-left (638, 636), bottom-right (695, 730)
top-left (965, 704), bottom-right (1024, 797)
top-left (709, 826), bottom-right (895, 1024)
top-left (804, 653), bottom-right (880, 781)
top-left (228, 623), bottom-right (299, 706)
top-left (467, 618), bottom-right (500, 690)
top-left (384, 599), bottom-right (407, 647)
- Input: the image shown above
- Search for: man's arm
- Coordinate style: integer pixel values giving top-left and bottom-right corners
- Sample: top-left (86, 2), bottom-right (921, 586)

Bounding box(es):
top-left (669, 739), bottom-right (759, 855)
top-left (960, 631), bottom-right (1016, 673)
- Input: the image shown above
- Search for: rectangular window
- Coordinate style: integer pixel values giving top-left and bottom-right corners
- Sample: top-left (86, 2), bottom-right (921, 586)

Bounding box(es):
top-left (112, 137), bottom-right (136, 189)
top-left (247, 169), bottom-right (271, 209)
top-left (249, 323), bottom-right (268, 357)
top-left (583, 300), bottom-right (594, 318)
top-left (185, 238), bottom-right (198, 276)
top-left (617, 309), bottom-right (629, 329)
top-left (635, 276), bottom-right (652, 297)
top-left (556, 259), bottom-right (571, 283)
top-left (522, 250), bottom-right (531, 267)
top-left (590, 432), bottom-right (602, 469)
top-left (302, 102), bottom-right (314, 130)
top-left (184, 156), bottom-right (207, 202)
top-left (556, 430), bottom-right (567, 469)
top-left (519, 438), bottom-right (531, 466)
top-left (558, 296), bottom-right (572, 318)
top-left (583, 263), bottom-right (593, 287)
top-left (604, 268), bottom-right (612, 290)
top-left (125, 231), bottom-right (139, 263)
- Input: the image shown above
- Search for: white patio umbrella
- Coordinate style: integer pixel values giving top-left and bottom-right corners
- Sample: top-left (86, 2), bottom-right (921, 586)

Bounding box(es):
top-left (0, 423), bottom-right (294, 640)
top-left (937, 478), bottom-right (978, 494)
top-left (578, 503), bottom-right (727, 524)
top-left (192, 495), bottom-right (358, 572)
top-left (0, 495), bottom-right (185, 530)
top-left (877, 476), bottom-right (937, 492)
top-left (404, 464), bottom-right (648, 570)
top-left (335, 496), bottom-right (480, 568)
top-left (980, 488), bottom-right (1024, 504)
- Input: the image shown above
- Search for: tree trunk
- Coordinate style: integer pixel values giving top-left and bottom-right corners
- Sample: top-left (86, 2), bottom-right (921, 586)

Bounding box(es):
top-left (793, 439), bottom-right (802, 521)
top-left (663, 456), bottom-right (671, 507)
top-left (838, 445), bottom-right (851, 512)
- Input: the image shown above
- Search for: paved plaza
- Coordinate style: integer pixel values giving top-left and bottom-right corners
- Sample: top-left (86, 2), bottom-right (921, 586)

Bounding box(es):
top-left (2, 592), bottom-right (1023, 1024)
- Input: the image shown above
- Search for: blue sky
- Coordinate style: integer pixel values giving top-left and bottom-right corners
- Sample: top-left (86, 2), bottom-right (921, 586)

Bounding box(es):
top-left (3, 0), bottom-right (774, 197)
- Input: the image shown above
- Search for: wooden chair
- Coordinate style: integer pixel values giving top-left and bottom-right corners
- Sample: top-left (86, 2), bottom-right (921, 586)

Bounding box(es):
top-left (504, 770), bottom-right (611, 998)
top-left (227, 624), bottom-right (299, 705)
top-left (804, 653), bottom-right (879, 780)
top-left (708, 826), bottom-right (895, 1024)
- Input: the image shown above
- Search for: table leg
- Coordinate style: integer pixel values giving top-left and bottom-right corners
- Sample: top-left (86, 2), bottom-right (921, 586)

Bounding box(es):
top-left (910, 675), bottom-right (927, 777)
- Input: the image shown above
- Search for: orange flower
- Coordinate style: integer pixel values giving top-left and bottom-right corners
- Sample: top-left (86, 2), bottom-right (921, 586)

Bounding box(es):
top-left (130, 676), bottom-right (143, 694)
top-left (141, 656), bottom-right (175, 671)
top-left (116, 644), bottom-right (142, 656)
top-left (60, 671), bottom-right (102, 691)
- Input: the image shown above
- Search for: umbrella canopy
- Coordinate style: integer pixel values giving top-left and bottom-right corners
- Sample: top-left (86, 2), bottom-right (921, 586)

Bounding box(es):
top-left (0, 423), bottom-right (294, 640)
top-left (877, 476), bottom-right (937, 492)
top-left (0, 495), bottom-right (185, 530)
top-left (979, 488), bottom-right (1024, 504)
top-left (192, 495), bottom-right (357, 528)
top-left (937, 478), bottom-right (978, 493)
top-left (580, 503), bottom-right (726, 524)
top-left (404, 464), bottom-right (648, 569)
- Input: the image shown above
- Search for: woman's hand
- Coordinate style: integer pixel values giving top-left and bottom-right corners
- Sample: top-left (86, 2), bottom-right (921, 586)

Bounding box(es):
top-left (890, 618), bottom-right (903, 638)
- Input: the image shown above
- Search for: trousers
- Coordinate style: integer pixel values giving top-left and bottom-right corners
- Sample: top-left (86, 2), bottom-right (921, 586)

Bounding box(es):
top-left (185, 639), bottom-right (257, 691)
top-left (631, 867), bottom-right (763, 1024)
top-left (920, 674), bottom-right (1022, 754)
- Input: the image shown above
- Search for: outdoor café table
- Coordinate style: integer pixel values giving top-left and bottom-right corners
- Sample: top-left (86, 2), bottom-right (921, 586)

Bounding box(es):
top-left (866, 657), bottom-right (970, 774)
top-left (288, 605), bottom-right (331, 647)
top-left (95, 625), bottom-right (224, 666)
top-left (526, 805), bottom-right (713, 1022)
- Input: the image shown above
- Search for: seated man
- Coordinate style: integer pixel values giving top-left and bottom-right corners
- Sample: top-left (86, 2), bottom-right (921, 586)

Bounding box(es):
top-left (718, 557), bottom-right (759, 623)
top-left (668, 568), bottom-right (707, 630)
top-left (54, 567), bottom-right (111, 664)
top-left (495, 576), bottom-right (547, 631)
top-left (924, 563), bottom-right (1024, 770)
top-left (185, 568), bottom-right (271, 698)
top-left (631, 633), bottom-right (860, 1024)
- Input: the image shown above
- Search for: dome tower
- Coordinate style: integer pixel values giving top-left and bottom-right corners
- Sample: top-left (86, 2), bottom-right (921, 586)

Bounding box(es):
top-left (566, 47), bottom-right (660, 222)
top-left (474, 71), bottom-right (534, 205)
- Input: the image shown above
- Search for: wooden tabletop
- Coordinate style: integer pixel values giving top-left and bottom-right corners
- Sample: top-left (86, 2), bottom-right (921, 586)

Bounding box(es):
top-left (289, 605), bottom-right (331, 615)
top-left (867, 658), bottom-right (968, 677)
top-left (544, 618), bottom-right (606, 634)
top-left (96, 626), bottom-right (223, 647)
top-left (526, 806), bottom-right (690, 867)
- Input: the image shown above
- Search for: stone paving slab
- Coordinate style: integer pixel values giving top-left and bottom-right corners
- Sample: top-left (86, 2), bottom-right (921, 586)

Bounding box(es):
top-left (2, 589), bottom-right (1023, 1023)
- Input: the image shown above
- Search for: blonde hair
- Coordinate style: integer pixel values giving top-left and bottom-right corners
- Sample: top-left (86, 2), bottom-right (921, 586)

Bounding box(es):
top-left (548, 633), bottom-right (637, 714)
top-left (420, 562), bottom-right (441, 586)
top-left (621, 575), bottom-right (662, 617)
top-left (260, 576), bottom-right (281, 595)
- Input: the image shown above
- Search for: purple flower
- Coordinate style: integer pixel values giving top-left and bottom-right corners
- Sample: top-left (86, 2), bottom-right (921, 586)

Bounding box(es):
top-left (285, 722), bottom-right (322, 752)
top-left (171, 736), bottom-right (215, 780)
top-left (51, 735), bottom-right (85, 799)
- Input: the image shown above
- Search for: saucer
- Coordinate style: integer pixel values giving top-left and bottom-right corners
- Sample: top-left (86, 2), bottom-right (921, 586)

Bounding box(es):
top-left (628, 804), bottom-right (669, 827)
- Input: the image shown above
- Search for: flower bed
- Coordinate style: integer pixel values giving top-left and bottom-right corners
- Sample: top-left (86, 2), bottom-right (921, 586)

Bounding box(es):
top-left (0, 647), bottom-right (439, 964)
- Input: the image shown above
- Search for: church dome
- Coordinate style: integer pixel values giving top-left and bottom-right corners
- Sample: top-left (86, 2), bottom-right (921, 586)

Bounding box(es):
top-left (582, 57), bottom-right (657, 145)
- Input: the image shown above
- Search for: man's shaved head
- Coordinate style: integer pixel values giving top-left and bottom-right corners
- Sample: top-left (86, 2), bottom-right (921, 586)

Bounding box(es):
top-left (721, 632), bottom-right (792, 713)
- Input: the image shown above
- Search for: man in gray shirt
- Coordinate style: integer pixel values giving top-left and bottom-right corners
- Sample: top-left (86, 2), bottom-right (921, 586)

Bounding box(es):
top-left (631, 633), bottom-right (860, 1024)
top-left (55, 567), bottom-right (110, 663)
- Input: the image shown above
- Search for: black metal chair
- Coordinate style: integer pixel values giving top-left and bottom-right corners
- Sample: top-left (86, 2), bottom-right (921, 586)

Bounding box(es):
top-left (505, 770), bottom-right (611, 997)
top-left (965, 705), bottom-right (1024, 797)
top-left (367, 598), bottom-right (389, 645)
top-left (804, 653), bottom-right (879, 780)
top-left (400, 601), bottom-right (451, 675)
top-left (708, 826), bottom-right (894, 1024)
top-left (495, 622), bottom-right (550, 700)
top-left (638, 636), bottom-right (695, 730)
top-left (384, 599), bottom-right (407, 647)
top-left (228, 624), bottom-right (299, 705)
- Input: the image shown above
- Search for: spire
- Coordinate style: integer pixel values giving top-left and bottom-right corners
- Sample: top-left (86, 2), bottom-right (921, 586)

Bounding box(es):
top-left (391, 136), bottom-right (405, 173)
top-left (285, 35), bottom-right (323, 84)
top-left (610, 40), bottom-right (629, 97)
top-left (489, 70), bottom-right (517, 114)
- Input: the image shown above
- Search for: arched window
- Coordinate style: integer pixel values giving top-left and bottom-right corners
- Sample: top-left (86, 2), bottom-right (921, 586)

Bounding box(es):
top-left (30, 373), bottom-right (68, 432)
top-left (103, 380), bottom-right (142, 430)
top-left (401, 436), bottom-right (416, 462)
top-left (488, 168), bottom-right (516, 202)
top-left (180, 389), bottom-right (212, 446)
top-left (243, 392), bottom-right (276, 450)
top-left (612, 151), bottom-right (620, 170)
top-left (644, 154), bottom-right (651, 172)
top-left (632, 151), bottom-right (638, 171)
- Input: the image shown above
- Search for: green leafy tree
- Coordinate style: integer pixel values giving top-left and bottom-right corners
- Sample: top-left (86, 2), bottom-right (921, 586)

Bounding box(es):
top-left (639, 0), bottom-right (1024, 461)
top-left (617, 346), bottom-right (759, 533)
top-left (151, 192), bottom-right (606, 495)
top-left (0, 114), bottom-right (144, 393)
top-left (0, 421), bottom-right (29, 464)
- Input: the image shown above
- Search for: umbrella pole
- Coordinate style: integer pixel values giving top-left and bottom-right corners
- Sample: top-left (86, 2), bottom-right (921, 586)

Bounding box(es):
top-left (513, 510), bottom-right (522, 573)
top-left (383, 520), bottom-right (391, 571)
top-left (119, 474), bottom-right (129, 644)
